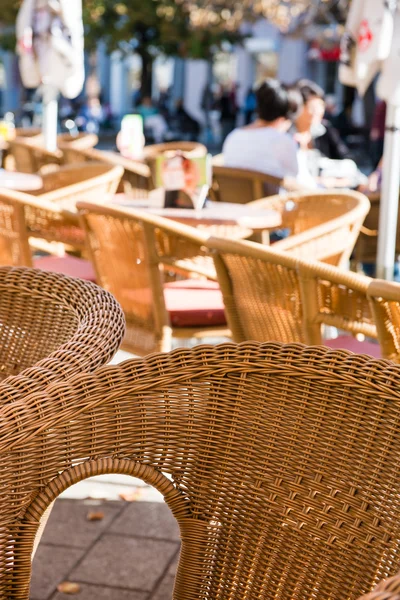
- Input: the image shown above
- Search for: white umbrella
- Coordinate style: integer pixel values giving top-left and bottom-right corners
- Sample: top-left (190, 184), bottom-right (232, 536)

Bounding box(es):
top-left (340, 0), bottom-right (400, 279)
top-left (16, 0), bottom-right (84, 151)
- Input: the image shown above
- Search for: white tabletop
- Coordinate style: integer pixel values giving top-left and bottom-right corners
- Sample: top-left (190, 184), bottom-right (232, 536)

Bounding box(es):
top-left (0, 169), bottom-right (43, 192)
top-left (114, 193), bottom-right (282, 231)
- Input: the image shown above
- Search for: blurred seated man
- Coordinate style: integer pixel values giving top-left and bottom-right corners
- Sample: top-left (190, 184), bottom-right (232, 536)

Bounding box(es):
top-left (295, 80), bottom-right (350, 161)
top-left (294, 80), bottom-right (366, 189)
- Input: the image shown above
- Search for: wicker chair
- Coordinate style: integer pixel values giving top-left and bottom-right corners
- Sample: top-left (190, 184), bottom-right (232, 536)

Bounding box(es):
top-left (211, 165), bottom-right (283, 203)
top-left (6, 342), bottom-right (400, 599)
top-left (9, 162), bottom-right (122, 262)
top-left (352, 191), bottom-right (400, 271)
top-left (0, 265), bottom-right (124, 577)
top-left (78, 202), bottom-right (230, 355)
top-left (14, 127), bottom-right (42, 139)
top-left (0, 266), bottom-right (124, 385)
top-left (0, 187), bottom-right (98, 280)
top-left (32, 162), bottom-right (123, 206)
top-left (8, 137), bottom-right (63, 173)
top-left (61, 146), bottom-right (154, 198)
top-left (142, 141), bottom-right (207, 161)
top-left (360, 572), bottom-right (400, 599)
top-left (207, 234), bottom-right (400, 361)
top-left (250, 189), bottom-right (370, 267)
top-left (57, 132), bottom-right (98, 150)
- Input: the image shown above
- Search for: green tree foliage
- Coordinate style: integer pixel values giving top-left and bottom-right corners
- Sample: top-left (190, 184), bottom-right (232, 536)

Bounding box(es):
top-left (0, 0), bottom-right (244, 93)
top-left (0, 0), bottom-right (243, 58)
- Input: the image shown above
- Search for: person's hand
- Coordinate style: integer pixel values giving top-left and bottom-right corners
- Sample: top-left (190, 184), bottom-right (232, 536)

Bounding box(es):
top-left (318, 176), bottom-right (353, 189)
top-left (370, 128), bottom-right (380, 142)
top-left (358, 169), bottom-right (381, 194)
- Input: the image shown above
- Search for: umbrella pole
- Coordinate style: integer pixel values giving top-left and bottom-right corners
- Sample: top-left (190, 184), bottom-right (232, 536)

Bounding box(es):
top-left (42, 85), bottom-right (59, 152)
top-left (376, 103), bottom-right (400, 280)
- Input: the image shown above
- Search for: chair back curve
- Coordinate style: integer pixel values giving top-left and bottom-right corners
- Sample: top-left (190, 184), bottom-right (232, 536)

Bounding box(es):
top-left (5, 342), bottom-right (400, 599)
top-left (0, 266), bottom-right (125, 388)
top-left (251, 189), bottom-right (370, 267)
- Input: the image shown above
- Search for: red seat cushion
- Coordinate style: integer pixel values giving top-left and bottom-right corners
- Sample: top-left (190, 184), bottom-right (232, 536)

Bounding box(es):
top-left (325, 335), bottom-right (381, 358)
top-left (33, 255), bottom-right (96, 282)
top-left (164, 279), bottom-right (226, 327)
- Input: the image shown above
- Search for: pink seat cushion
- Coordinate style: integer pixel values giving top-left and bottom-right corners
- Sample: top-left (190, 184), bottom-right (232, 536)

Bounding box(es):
top-left (325, 335), bottom-right (381, 358)
top-left (164, 279), bottom-right (226, 328)
top-left (33, 255), bottom-right (96, 282)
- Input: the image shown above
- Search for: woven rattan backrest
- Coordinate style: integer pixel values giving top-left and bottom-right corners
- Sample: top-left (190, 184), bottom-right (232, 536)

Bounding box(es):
top-left (0, 266), bottom-right (124, 384)
top-left (250, 190), bottom-right (370, 267)
top-left (57, 132), bottom-right (98, 149)
top-left (14, 127), bottom-right (42, 139)
top-left (78, 202), bottom-right (212, 354)
top-left (35, 162), bottom-right (123, 198)
top-left (359, 572), bottom-right (400, 599)
top-left (61, 148), bottom-right (153, 197)
top-left (6, 342), bottom-right (400, 599)
top-left (207, 235), bottom-right (380, 344)
top-left (0, 191), bottom-right (32, 266)
top-left (0, 186), bottom-right (84, 252)
top-left (212, 165), bottom-right (282, 204)
top-left (9, 137), bottom-right (62, 173)
top-left (367, 279), bottom-right (400, 363)
top-left (211, 237), bottom-right (305, 342)
top-left (92, 149), bottom-right (154, 197)
top-left (79, 203), bottom-right (166, 354)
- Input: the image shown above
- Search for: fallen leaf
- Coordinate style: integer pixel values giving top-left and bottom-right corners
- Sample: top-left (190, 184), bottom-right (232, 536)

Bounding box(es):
top-left (119, 489), bottom-right (142, 502)
top-left (86, 511), bottom-right (105, 521)
top-left (57, 581), bottom-right (80, 594)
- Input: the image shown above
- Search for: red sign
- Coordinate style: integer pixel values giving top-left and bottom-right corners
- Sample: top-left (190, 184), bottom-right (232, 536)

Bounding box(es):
top-left (358, 19), bottom-right (373, 52)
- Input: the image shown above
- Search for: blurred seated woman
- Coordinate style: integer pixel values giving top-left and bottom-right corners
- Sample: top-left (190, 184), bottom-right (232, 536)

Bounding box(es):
top-left (223, 78), bottom-right (302, 180)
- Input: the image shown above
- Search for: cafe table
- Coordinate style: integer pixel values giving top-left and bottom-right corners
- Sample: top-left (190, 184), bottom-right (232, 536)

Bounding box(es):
top-left (113, 189), bottom-right (282, 244)
top-left (0, 168), bottom-right (43, 192)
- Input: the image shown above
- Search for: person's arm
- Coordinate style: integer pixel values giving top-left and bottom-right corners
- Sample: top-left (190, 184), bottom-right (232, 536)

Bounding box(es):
top-left (327, 125), bottom-right (351, 159)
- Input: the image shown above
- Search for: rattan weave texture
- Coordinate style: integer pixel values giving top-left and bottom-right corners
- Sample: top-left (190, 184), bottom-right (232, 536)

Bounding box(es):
top-left (9, 138), bottom-right (63, 174)
top-left (208, 235), bottom-right (400, 361)
top-left (78, 202), bottom-right (230, 355)
top-left (4, 342), bottom-right (400, 599)
top-left (211, 165), bottom-right (283, 203)
top-left (0, 266), bottom-right (125, 597)
top-left (250, 190), bottom-right (370, 267)
top-left (0, 266), bottom-right (125, 385)
top-left (0, 163), bottom-right (123, 255)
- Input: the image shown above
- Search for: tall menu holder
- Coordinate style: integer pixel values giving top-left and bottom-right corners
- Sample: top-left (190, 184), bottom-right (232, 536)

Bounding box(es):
top-left (157, 152), bottom-right (211, 210)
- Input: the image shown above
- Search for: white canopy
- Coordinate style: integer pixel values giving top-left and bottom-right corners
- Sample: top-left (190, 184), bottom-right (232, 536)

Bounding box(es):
top-left (340, 0), bottom-right (400, 279)
top-left (16, 0), bottom-right (84, 99)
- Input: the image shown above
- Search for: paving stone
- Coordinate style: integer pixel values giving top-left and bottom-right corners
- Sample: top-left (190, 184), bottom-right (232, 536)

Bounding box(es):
top-left (88, 474), bottom-right (149, 488)
top-left (52, 583), bottom-right (147, 600)
top-left (40, 499), bottom-right (123, 548)
top-left (71, 534), bottom-right (179, 591)
top-left (110, 501), bottom-right (180, 541)
top-left (167, 550), bottom-right (180, 576)
top-left (30, 544), bottom-right (85, 600)
top-left (150, 575), bottom-right (175, 600)
top-left (60, 479), bottom-right (163, 502)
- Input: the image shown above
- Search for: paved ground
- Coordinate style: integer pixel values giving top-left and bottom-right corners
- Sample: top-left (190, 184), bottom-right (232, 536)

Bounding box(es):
top-left (30, 349), bottom-right (181, 600)
top-left (30, 477), bottom-right (179, 600)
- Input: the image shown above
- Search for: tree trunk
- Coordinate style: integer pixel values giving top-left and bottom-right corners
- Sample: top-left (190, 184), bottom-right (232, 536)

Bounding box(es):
top-left (139, 48), bottom-right (153, 98)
